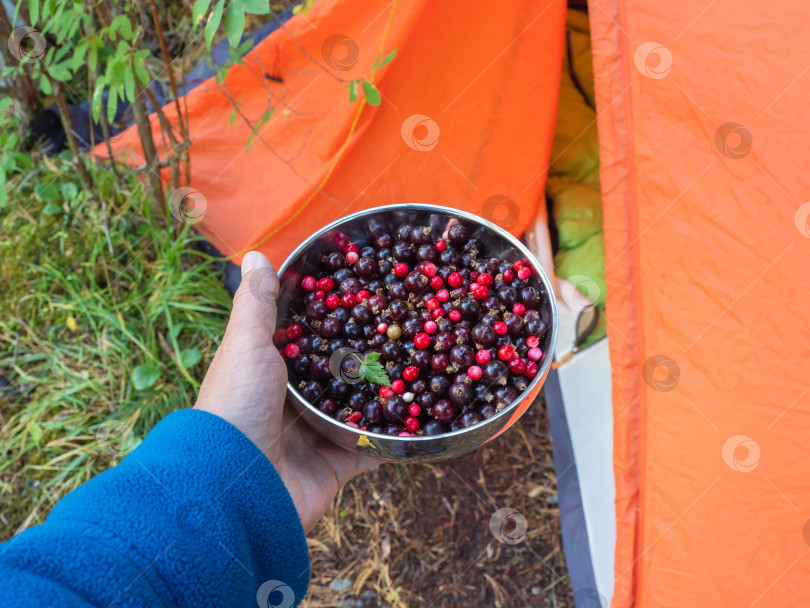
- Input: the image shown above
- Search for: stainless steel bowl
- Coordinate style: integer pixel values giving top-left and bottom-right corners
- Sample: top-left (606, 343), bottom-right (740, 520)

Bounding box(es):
top-left (278, 204), bottom-right (558, 462)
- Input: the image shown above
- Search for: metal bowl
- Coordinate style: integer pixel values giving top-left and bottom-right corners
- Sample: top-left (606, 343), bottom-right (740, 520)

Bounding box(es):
top-left (277, 204), bottom-right (558, 462)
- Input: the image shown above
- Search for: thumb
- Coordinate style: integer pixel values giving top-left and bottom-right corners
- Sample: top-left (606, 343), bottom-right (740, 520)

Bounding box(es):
top-left (230, 251), bottom-right (280, 339)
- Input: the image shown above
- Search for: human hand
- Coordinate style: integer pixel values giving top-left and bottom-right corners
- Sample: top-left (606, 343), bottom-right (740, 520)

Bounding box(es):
top-left (195, 251), bottom-right (378, 532)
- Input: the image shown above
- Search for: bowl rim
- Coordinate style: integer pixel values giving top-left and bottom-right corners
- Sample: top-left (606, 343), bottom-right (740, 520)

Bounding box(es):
top-left (277, 203), bottom-right (559, 442)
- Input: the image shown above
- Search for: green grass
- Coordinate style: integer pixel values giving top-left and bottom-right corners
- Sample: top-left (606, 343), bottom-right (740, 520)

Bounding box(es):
top-left (0, 152), bottom-right (232, 537)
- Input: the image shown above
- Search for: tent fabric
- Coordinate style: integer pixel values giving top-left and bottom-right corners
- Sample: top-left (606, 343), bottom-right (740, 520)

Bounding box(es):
top-left (589, 1), bottom-right (810, 606)
top-left (102, 0), bottom-right (568, 268)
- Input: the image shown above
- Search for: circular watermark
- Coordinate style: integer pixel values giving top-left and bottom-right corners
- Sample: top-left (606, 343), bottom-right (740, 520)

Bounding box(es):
top-left (321, 34), bottom-right (359, 71)
top-left (560, 274), bottom-right (601, 311)
top-left (401, 114), bottom-right (440, 151)
top-left (642, 355), bottom-right (680, 392)
top-left (482, 194), bottom-right (520, 230)
top-left (714, 122), bottom-right (753, 159)
top-left (793, 202), bottom-right (810, 238)
top-left (168, 187), bottom-right (207, 224)
top-left (489, 507), bottom-right (528, 545)
top-left (633, 42), bottom-right (672, 79)
top-left (8, 27), bottom-right (46, 64)
top-left (722, 435), bottom-right (760, 472)
top-left (95, 420), bottom-right (136, 457)
top-left (329, 347), bottom-right (364, 384)
top-left (573, 587), bottom-right (609, 608)
top-left (247, 266), bottom-right (278, 304)
top-left (257, 580), bottom-right (296, 608)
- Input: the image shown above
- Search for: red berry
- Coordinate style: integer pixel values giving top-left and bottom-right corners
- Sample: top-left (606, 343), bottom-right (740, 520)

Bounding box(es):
top-left (405, 416), bottom-right (420, 432)
top-left (493, 321), bottom-right (508, 335)
top-left (524, 361), bottom-right (539, 378)
top-left (356, 290), bottom-right (370, 302)
top-left (424, 320), bottom-right (438, 334)
top-left (301, 276), bottom-right (317, 291)
top-left (509, 357), bottom-right (526, 374)
top-left (335, 232), bottom-right (351, 250)
top-left (470, 282), bottom-right (480, 291)
top-left (435, 240), bottom-right (447, 252)
top-left (526, 335), bottom-right (540, 348)
top-left (448, 310), bottom-right (461, 322)
top-left (346, 251), bottom-right (359, 264)
top-left (513, 260), bottom-right (525, 270)
top-left (359, 425), bottom-right (369, 431)
top-left (379, 386), bottom-right (395, 398)
top-left (317, 277), bottom-right (334, 292)
top-left (498, 345), bottom-right (516, 361)
top-left (473, 285), bottom-right (488, 300)
top-left (467, 365), bottom-right (483, 380)
top-left (421, 262), bottom-right (437, 277)
top-left (286, 324), bottom-right (303, 340)
top-left (426, 297), bottom-right (440, 310)
top-left (448, 272), bottom-right (463, 287)
top-left (414, 333), bottom-right (431, 349)
top-left (394, 263), bottom-right (409, 277)
top-left (408, 403), bottom-right (422, 417)
top-left (432, 309), bottom-right (445, 319)
top-left (348, 410), bottom-right (363, 423)
top-left (326, 294), bottom-right (340, 309)
top-left (341, 293), bottom-right (356, 308)
top-left (475, 349), bottom-right (491, 364)
top-left (345, 243), bottom-right (360, 254)
top-left (502, 268), bottom-right (515, 282)
top-left (392, 379), bottom-right (406, 393)
top-left (517, 266), bottom-right (532, 280)
top-left (346, 421), bottom-right (360, 429)
top-left (430, 276), bottom-right (444, 290)
top-left (313, 290), bottom-right (325, 300)
top-left (527, 347), bottom-right (543, 361)
top-left (436, 288), bottom-right (450, 302)
top-left (403, 366), bottom-right (419, 381)
top-left (377, 322), bottom-right (388, 333)
top-left (284, 343), bottom-right (300, 358)
top-left (478, 272), bottom-right (493, 287)
top-left (513, 303), bottom-right (526, 315)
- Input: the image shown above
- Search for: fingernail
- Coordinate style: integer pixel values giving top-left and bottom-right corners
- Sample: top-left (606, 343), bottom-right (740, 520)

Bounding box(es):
top-left (241, 251), bottom-right (265, 277)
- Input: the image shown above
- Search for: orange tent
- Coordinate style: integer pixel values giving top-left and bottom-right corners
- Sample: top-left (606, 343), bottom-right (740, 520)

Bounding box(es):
top-left (104, 0), bottom-right (810, 605)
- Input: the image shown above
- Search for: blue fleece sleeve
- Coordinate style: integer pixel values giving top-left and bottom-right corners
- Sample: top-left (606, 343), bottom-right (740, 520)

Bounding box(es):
top-left (0, 409), bottom-right (310, 608)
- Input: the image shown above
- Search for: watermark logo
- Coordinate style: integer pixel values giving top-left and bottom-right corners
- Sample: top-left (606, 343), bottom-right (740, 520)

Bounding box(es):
top-left (560, 274), bottom-right (601, 312)
top-left (793, 202), bottom-right (810, 238)
top-left (329, 347), bottom-right (364, 384)
top-left (634, 42), bottom-right (672, 79)
top-left (489, 507), bottom-right (528, 545)
top-left (642, 355), bottom-right (680, 392)
top-left (256, 580), bottom-right (296, 608)
top-left (168, 187), bottom-right (207, 224)
top-left (714, 122), bottom-right (753, 159)
top-left (8, 27), bottom-right (46, 64)
top-left (247, 266), bottom-right (279, 304)
top-left (401, 114), bottom-right (440, 151)
top-left (722, 435), bottom-right (760, 472)
top-left (573, 587), bottom-right (609, 608)
top-left (321, 34), bottom-right (359, 71)
top-left (482, 194), bottom-right (520, 230)
top-left (96, 420), bottom-right (136, 457)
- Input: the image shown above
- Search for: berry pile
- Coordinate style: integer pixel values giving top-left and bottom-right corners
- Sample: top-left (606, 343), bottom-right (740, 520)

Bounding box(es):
top-left (274, 220), bottom-right (549, 437)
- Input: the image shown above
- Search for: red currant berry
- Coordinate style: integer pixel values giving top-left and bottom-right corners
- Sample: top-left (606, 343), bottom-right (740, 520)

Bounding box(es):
top-left (429, 276), bottom-right (443, 290)
top-left (435, 240), bottom-right (447, 252)
top-left (502, 268), bottom-right (515, 282)
top-left (414, 333), bottom-right (431, 349)
top-left (448, 310), bottom-right (461, 322)
top-left (421, 262), bottom-right (437, 277)
top-left (345, 243), bottom-right (360, 255)
top-left (301, 276), bottom-right (317, 291)
top-left (493, 321), bottom-right (508, 335)
top-left (436, 288), bottom-right (450, 302)
top-left (498, 345), bottom-right (517, 361)
top-left (313, 290), bottom-right (325, 300)
top-left (408, 404), bottom-right (422, 417)
top-left (508, 357), bottom-right (526, 374)
top-left (448, 272), bottom-right (463, 287)
top-left (527, 347), bottom-right (542, 361)
top-left (284, 343), bottom-right (300, 358)
top-left (475, 349), bottom-right (491, 364)
top-left (517, 266), bottom-right (532, 280)
top-left (424, 320), bottom-right (438, 334)
top-left (513, 303), bottom-right (526, 315)
top-left (526, 335), bottom-right (540, 348)
top-left (286, 324), bottom-right (303, 340)
top-left (467, 365), bottom-right (483, 380)
top-left (346, 421), bottom-right (360, 429)
top-left (404, 417), bottom-right (420, 432)
top-left (356, 290), bottom-right (370, 302)
top-left (341, 293), bottom-right (356, 308)
top-left (317, 277), bottom-right (334, 292)
top-left (403, 366), bottom-right (420, 381)
top-left (346, 251), bottom-right (359, 264)
top-left (348, 410), bottom-right (363, 423)
top-left (470, 282), bottom-right (480, 291)
top-left (379, 386), bottom-right (395, 398)
top-left (473, 285), bottom-right (488, 300)
top-left (326, 294), bottom-right (341, 309)
top-left (426, 297), bottom-right (440, 310)
top-left (513, 260), bottom-right (525, 270)
top-left (524, 361), bottom-right (539, 378)
top-left (432, 309), bottom-right (445, 319)
top-left (377, 322), bottom-right (389, 333)
top-left (394, 263), bottom-right (409, 277)
top-left (478, 272), bottom-right (493, 287)
top-left (392, 379), bottom-right (406, 393)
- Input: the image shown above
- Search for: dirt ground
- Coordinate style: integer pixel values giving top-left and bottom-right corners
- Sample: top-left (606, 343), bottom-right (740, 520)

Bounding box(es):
top-left (305, 394), bottom-right (573, 608)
